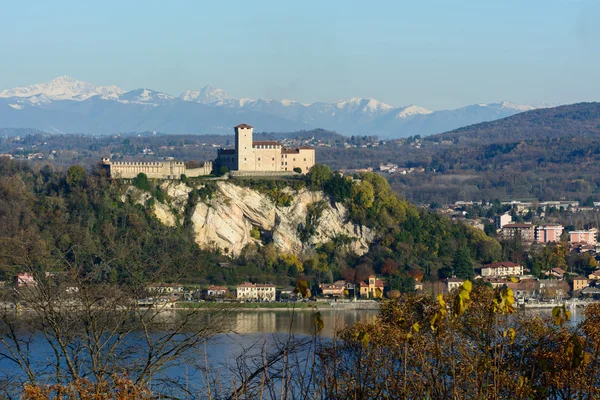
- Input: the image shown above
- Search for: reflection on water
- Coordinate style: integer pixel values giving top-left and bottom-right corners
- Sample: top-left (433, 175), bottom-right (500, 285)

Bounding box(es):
top-left (229, 309), bottom-right (378, 337)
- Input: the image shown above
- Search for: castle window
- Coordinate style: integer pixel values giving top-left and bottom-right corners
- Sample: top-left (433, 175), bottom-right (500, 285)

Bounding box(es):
top-left (293, 158), bottom-right (296, 161)
top-left (258, 157), bottom-right (261, 161)
top-left (244, 158), bottom-right (247, 161)
top-left (272, 158), bottom-right (274, 161)
top-left (281, 162), bottom-right (284, 166)
top-left (304, 158), bottom-right (306, 161)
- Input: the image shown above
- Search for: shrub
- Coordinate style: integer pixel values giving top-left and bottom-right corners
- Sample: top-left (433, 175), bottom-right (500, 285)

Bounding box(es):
top-left (133, 173), bottom-right (151, 191)
top-left (218, 166), bottom-right (229, 176)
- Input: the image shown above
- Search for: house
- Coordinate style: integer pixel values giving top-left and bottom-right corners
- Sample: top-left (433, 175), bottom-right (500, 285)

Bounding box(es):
top-left (538, 280), bottom-right (570, 300)
top-left (146, 284), bottom-right (184, 294)
top-left (359, 275), bottom-right (385, 299)
top-left (572, 276), bottom-right (589, 292)
top-left (483, 277), bottom-right (510, 288)
top-left (569, 229), bottom-right (597, 246)
top-left (236, 282), bottom-right (276, 301)
top-left (480, 261), bottom-right (523, 278)
top-left (206, 285), bottom-right (229, 298)
top-left (580, 286), bottom-right (600, 299)
top-left (445, 277), bottom-right (465, 292)
top-left (277, 287), bottom-right (296, 300)
top-left (494, 214), bottom-right (512, 229)
top-left (319, 280), bottom-right (347, 297)
top-left (535, 225), bottom-right (564, 243)
top-left (15, 273), bottom-right (36, 287)
top-left (588, 270), bottom-right (600, 280)
top-left (545, 267), bottom-right (565, 279)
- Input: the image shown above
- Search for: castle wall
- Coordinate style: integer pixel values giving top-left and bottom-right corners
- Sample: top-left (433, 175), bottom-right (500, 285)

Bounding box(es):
top-left (186, 162), bottom-right (213, 177)
top-left (107, 161), bottom-right (187, 179)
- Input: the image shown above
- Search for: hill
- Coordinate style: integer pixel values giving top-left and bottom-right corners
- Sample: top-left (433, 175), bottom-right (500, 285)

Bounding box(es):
top-left (0, 159), bottom-right (500, 288)
top-left (430, 102), bottom-right (600, 144)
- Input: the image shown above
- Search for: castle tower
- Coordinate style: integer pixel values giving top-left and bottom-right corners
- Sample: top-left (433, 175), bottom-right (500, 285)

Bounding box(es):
top-left (234, 123), bottom-right (254, 171)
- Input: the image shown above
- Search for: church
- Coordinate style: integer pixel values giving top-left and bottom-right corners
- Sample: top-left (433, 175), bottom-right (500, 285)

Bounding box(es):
top-left (216, 124), bottom-right (315, 174)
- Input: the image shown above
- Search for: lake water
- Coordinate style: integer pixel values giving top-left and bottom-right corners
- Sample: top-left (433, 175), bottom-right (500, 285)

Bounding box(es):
top-left (0, 306), bottom-right (588, 397)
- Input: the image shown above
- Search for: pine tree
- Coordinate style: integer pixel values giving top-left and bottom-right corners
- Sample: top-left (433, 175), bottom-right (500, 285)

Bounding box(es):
top-left (454, 247), bottom-right (474, 280)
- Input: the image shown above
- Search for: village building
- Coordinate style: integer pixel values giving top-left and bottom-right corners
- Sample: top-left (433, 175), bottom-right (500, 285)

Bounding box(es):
top-left (569, 229), bottom-right (597, 246)
top-left (483, 277), bottom-right (511, 288)
top-left (359, 275), bottom-right (385, 299)
top-left (236, 282), bottom-right (276, 301)
top-left (216, 124), bottom-right (315, 174)
top-left (146, 283), bottom-right (185, 294)
top-left (535, 224), bottom-right (564, 243)
top-left (15, 273), bottom-right (36, 287)
top-left (545, 267), bottom-right (566, 279)
top-left (499, 223), bottom-right (535, 243)
top-left (206, 285), bottom-right (229, 298)
top-left (588, 270), bottom-right (600, 280)
top-left (319, 280), bottom-right (347, 297)
top-left (480, 261), bottom-right (524, 278)
top-left (572, 276), bottom-right (590, 292)
top-left (445, 277), bottom-right (465, 291)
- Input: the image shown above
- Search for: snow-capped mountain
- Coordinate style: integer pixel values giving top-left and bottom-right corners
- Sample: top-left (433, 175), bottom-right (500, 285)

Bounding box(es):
top-left (179, 85), bottom-right (234, 104)
top-left (395, 105), bottom-right (434, 119)
top-left (118, 89), bottom-right (176, 105)
top-left (0, 76), bottom-right (123, 101)
top-left (0, 76), bottom-right (546, 137)
top-left (480, 101), bottom-right (536, 112)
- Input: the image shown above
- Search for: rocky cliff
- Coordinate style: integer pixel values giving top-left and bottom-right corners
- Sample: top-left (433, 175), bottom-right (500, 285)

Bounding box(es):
top-left (130, 181), bottom-right (375, 257)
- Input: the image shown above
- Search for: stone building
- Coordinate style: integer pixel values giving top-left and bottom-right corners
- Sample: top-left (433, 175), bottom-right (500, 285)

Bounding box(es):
top-left (216, 124), bottom-right (315, 174)
top-left (101, 158), bottom-right (213, 179)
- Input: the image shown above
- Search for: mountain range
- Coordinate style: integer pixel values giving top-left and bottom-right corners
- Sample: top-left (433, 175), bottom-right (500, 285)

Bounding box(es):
top-left (0, 76), bottom-right (549, 137)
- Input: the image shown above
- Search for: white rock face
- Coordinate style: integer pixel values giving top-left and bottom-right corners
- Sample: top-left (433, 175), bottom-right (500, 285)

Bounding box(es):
top-left (153, 181), bottom-right (374, 256)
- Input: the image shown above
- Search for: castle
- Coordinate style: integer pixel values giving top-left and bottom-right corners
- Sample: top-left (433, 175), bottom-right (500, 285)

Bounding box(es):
top-left (102, 123), bottom-right (315, 179)
top-left (215, 124), bottom-right (315, 174)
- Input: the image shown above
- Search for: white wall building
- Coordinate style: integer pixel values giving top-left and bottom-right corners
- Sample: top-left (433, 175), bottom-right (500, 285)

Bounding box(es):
top-left (236, 282), bottom-right (276, 301)
top-left (480, 262), bottom-right (524, 277)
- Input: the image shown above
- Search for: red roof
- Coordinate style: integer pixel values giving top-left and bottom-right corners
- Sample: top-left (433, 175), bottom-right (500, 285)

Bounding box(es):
top-left (281, 149), bottom-right (300, 154)
top-left (503, 224), bottom-right (534, 228)
top-left (482, 261), bottom-right (520, 269)
top-left (235, 123), bottom-right (253, 129)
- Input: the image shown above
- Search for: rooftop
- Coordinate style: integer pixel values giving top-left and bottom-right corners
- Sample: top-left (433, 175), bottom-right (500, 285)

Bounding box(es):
top-left (482, 261), bottom-right (520, 269)
top-left (235, 123), bottom-right (253, 129)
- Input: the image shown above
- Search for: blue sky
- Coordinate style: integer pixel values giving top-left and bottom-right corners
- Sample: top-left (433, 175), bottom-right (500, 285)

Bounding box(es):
top-left (1, 0), bottom-right (598, 109)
